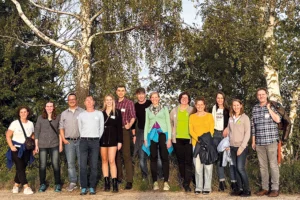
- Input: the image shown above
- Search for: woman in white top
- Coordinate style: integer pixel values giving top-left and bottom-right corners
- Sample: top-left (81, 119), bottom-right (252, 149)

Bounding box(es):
top-left (6, 106), bottom-right (34, 195)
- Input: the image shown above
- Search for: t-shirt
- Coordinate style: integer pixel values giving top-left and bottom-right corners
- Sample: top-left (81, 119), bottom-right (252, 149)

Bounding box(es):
top-left (135, 100), bottom-right (152, 130)
top-left (214, 108), bottom-right (224, 131)
top-left (8, 120), bottom-right (34, 144)
top-left (176, 108), bottom-right (190, 139)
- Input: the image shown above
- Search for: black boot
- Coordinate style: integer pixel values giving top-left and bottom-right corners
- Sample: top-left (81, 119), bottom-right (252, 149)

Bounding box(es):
top-left (230, 182), bottom-right (241, 196)
top-left (218, 181), bottom-right (226, 191)
top-left (104, 177), bottom-right (110, 191)
top-left (112, 178), bottom-right (118, 192)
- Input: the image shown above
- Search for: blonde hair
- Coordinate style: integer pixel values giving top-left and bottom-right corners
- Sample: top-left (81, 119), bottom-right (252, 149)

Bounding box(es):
top-left (149, 91), bottom-right (160, 98)
top-left (102, 94), bottom-right (116, 116)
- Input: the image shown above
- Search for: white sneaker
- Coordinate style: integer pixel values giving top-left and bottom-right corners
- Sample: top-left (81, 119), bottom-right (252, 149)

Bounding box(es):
top-left (67, 183), bottom-right (77, 192)
top-left (163, 182), bottom-right (170, 191)
top-left (153, 181), bottom-right (159, 190)
top-left (23, 187), bottom-right (34, 195)
top-left (12, 186), bottom-right (19, 193)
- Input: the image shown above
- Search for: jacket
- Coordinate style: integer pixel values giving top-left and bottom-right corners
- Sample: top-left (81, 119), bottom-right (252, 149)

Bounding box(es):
top-left (193, 132), bottom-right (218, 165)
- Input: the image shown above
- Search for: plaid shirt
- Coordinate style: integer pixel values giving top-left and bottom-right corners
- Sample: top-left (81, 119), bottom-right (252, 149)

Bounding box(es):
top-left (251, 103), bottom-right (281, 146)
top-left (116, 98), bottom-right (136, 127)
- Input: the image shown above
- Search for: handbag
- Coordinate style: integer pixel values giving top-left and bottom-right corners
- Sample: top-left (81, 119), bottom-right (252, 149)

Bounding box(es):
top-left (18, 119), bottom-right (35, 150)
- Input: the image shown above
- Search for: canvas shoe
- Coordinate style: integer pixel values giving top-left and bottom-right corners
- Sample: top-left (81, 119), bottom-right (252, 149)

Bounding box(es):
top-left (38, 184), bottom-right (47, 192)
top-left (163, 182), bottom-right (170, 191)
top-left (153, 181), bottom-right (159, 190)
top-left (23, 187), bottom-right (34, 195)
top-left (67, 183), bottom-right (77, 192)
top-left (12, 186), bottom-right (20, 194)
top-left (54, 184), bottom-right (62, 192)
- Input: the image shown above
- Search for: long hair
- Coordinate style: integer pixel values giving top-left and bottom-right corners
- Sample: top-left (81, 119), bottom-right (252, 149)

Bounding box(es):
top-left (229, 99), bottom-right (244, 117)
top-left (16, 105), bottom-right (31, 120)
top-left (102, 94), bottom-right (116, 116)
top-left (194, 97), bottom-right (208, 112)
top-left (215, 91), bottom-right (228, 109)
top-left (42, 101), bottom-right (57, 120)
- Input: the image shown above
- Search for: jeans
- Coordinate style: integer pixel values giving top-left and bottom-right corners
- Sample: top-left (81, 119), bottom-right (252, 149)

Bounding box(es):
top-left (64, 139), bottom-right (80, 184)
top-left (12, 149), bottom-right (31, 185)
top-left (39, 146), bottom-right (61, 185)
top-left (150, 134), bottom-right (169, 182)
top-left (173, 138), bottom-right (193, 186)
top-left (193, 147), bottom-right (213, 192)
top-left (213, 130), bottom-right (236, 182)
top-left (256, 142), bottom-right (279, 190)
top-left (79, 139), bottom-right (99, 188)
top-left (230, 146), bottom-right (250, 191)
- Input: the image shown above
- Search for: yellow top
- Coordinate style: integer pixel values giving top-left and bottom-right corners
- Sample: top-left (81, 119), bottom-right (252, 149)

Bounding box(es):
top-left (189, 113), bottom-right (215, 146)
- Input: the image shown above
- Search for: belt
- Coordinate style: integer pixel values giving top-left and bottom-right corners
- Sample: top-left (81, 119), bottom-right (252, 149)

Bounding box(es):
top-left (80, 137), bottom-right (99, 140)
top-left (65, 137), bottom-right (79, 141)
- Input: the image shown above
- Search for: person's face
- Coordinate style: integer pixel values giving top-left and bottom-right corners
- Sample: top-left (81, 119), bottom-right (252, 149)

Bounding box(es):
top-left (257, 90), bottom-right (268, 103)
top-left (84, 96), bottom-right (95, 109)
top-left (180, 94), bottom-right (189, 106)
top-left (150, 93), bottom-right (160, 105)
top-left (136, 92), bottom-right (146, 103)
top-left (216, 94), bottom-right (224, 106)
top-left (19, 108), bottom-right (29, 120)
top-left (116, 87), bottom-right (126, 99)
top-left (68, 95), bottom-right (77, 108)
top-left (195, 100), bottom-right (205, 112)
top-left (232, 101), bottom-right (242, 114)
top-left (45, 102), bottom-right (54, 114)
top-left (105, 96), bottom-right (113, 107)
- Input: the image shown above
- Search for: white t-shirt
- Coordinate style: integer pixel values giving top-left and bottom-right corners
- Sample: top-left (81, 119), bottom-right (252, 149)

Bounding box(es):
top-left (214, 109), bottom-right (224, 131)
top-left (8, 120), bottom-right (34, 144)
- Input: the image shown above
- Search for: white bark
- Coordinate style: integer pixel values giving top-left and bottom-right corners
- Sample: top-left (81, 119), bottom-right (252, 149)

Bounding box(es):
top-left (289, 86), bottom-right (300, 138)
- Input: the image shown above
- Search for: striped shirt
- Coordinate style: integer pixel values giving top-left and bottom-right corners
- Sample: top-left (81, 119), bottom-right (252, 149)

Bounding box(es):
top-left (251, 104), bottom-right (280, 146)
top-left (116, 98), bottom-right (136, 127)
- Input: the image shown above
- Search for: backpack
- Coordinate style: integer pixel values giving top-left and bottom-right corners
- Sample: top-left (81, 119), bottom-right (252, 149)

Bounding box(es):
top-left (270, 100), bottom-right (291, 142)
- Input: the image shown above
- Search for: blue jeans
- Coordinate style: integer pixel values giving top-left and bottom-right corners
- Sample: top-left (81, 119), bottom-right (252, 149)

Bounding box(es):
top-left (39, 146), bottom-right (61, 185)
top-left (79, 139), bottom-right (99, 188)
top-left (64, 139), bottom-right (80, 183)
top-left (230, 146), bottom-right (250, 191)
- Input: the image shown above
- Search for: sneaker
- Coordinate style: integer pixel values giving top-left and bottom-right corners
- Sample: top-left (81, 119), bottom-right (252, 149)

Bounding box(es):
top-left (80, 188), bottom-right (88, 195)
top-left (38, 184), bottom-right (47, 192)
top-left (12, 186), bottom-right (20, 194)
top-left (203, 191), bottom-right (210, 195)
top-left (67, 183), bottom-right (77, 192)
top-left (89, 187), bottom-right (96, 195)
top-left (23, 187), bottom-right (34, 195)
top-left (54, 184), bottom-right (61, 192)
top-left (163, 182), bottom-right (170, 191)
top-left (153, 181), bottom-right (159, 190)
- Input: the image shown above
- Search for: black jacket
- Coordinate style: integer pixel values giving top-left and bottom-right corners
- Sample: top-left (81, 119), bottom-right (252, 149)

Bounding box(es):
top-left (193, 132), bottom-right (218, 165)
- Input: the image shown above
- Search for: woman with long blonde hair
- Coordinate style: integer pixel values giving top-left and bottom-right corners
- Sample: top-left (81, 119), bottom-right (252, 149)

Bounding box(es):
top-left (100, 94), bottom-right (123, 192)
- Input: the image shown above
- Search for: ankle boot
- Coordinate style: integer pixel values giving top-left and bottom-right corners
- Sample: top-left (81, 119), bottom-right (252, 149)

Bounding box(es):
top-left (112, 178), bottom-right (118, 192)
top-left (104, 177), bottom-right (110, 191)
top-left (230, 182), bottom-right (240, 196)
top-left (218, 181), bottom-right (226, 191)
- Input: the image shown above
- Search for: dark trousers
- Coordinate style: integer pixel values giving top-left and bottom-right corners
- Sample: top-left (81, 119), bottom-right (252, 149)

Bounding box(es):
top-left (39, 146), bottom-right (61, 185)
top-left (79, 139), bottom-right (99, 188)
top-left (230, 146), bottom-right (250, 191)
top-left (173, 138), bottom-right (193, 186)
top-left (11, 149), bottom-right (31, 185)
top-left (116, 128), bottom-right (133, 182)
top-left (150, 134), bottom-right (169, 182)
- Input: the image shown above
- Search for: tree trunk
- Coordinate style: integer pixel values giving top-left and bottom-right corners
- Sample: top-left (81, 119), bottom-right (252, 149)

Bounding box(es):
top-left (288, 86), bottom-right (300, 139)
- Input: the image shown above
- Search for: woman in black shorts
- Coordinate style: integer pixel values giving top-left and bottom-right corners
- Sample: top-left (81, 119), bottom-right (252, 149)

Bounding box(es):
top-left (100, 94), bottom-right (123, 192)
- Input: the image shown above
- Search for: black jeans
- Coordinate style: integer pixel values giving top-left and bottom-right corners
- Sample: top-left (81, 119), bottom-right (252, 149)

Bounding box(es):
top-left (173, 138), bottom-right (193, 186)
top-left (150, 134), bottom-right (169, 182)
top-left (230, 146), bottom-right (250, 191)
top-left (39, 146), bottom-right (61, 185)
top-left (11, 149), bottom-right (31, 185)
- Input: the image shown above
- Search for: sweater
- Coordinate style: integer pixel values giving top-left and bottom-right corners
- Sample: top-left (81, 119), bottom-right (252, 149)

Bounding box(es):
top-left (78, 110), bottom-right (104, 138)
top-left (189, 113), bottom-right (214, 146)
top-left (228, 113), bottom-right (251, 152)
top-left (35, 115), bottom-right (60, 148)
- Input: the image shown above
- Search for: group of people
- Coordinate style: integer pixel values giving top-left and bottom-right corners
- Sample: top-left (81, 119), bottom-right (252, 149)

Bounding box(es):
top-left (5, 86), bottom-right (281, 197)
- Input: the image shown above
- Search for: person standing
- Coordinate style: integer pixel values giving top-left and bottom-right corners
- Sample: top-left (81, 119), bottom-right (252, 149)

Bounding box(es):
top-left (228, 99), bottom-right (251, 197)
top-left (211, 91), bottom-right (236, 191)
top-left (115, 85), bottom-right (136, 189)
top-left (189, 97), bottom-right (214, 195)
top-left (78, 96), bottom-right (104, 195)
top-left (143, 92), bottom-right (172, 191)
top-left (252, 88), bottom-right (281, 197)
top-left (35, 102), bottom-right (62, 192)
top-left (59, 93), bottom-right (84, 191)
top-left (170, 92), bottom-right (194, 192)
top-left (100, 94), bottom-right (123, 192)
top-left (5, 106), bottom-right (34, 195)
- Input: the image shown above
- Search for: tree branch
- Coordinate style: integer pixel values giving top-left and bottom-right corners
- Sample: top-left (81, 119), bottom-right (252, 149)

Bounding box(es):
top-left (0, 35), bottom-right (49, 47)
top-left (10, 0), bottom-right (78, 56)
top-left (90, 9), bottom-right (104, 23)
top-left (29, 0), bottom-right (81, 20)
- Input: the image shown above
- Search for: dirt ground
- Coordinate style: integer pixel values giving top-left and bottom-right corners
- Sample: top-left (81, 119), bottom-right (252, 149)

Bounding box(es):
top-left (1, 189), bottom-right (300, 200)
